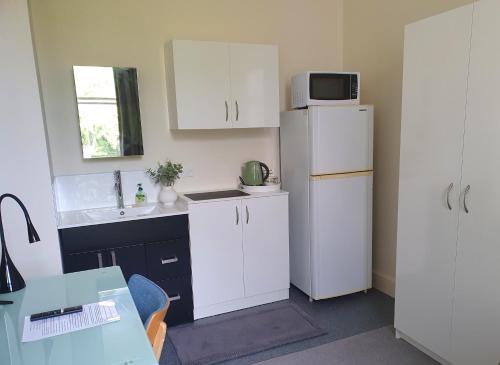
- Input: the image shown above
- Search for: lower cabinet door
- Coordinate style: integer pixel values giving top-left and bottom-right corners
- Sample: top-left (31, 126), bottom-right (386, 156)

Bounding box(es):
top-left (156, 276), bottom-right (194, 326)
top-left (242, 195), bottom-right (289, 297)
top-left (63, 250), bottom-right (107, 273)
top-left (109, 245), bottom-right (147, 281)
top-left (189, 200), bottom-right (245, 308)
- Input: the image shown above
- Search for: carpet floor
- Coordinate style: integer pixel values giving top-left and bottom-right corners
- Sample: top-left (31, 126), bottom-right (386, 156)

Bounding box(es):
top-left (254, 326), bottom-right (438, 365)
top-left (161, 286), bottom-right (395, 365)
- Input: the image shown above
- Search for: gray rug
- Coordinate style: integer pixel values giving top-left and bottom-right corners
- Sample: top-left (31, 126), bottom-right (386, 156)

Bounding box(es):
top-left (255, 326), bottom-right (439, 365)
top-left (168, 302), bottom-right (327, 365)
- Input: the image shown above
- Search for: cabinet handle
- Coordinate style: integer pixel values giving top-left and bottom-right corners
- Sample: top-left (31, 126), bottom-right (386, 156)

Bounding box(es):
top-left (110, 250), bottom-right (117, 266)
top-left (169, 294), bottom-right (181, 302)
top-left (97, 252), bottom-right (103, 268)
top-left (464, 185), bottom-right (470, 214)
top-left (161, 256), bottom-right (178, 265)
top-left (235, 100), bottom-right (239, 121)
top-left (225, 101), bottom-right (228, 122)
top-left (236, 206), bottom-right (239, 225)
top-left (446, 183), bottom-right (454, 210)
top-left (246, 205), bottom-right (249, 224)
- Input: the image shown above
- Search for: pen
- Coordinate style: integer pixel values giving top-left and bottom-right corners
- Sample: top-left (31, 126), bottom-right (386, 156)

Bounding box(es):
top-left (0, 300), bottom-right (14, 305)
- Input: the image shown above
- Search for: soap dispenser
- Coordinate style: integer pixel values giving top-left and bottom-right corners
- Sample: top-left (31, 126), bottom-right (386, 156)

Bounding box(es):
top-left (135, 183), bottom-right (147, 206)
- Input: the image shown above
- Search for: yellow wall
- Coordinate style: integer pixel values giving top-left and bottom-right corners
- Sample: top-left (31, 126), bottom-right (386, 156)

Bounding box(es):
top-left (343, 0), bottom-right (472, 296)
top-left (30, 0), bottom-right (343, 192)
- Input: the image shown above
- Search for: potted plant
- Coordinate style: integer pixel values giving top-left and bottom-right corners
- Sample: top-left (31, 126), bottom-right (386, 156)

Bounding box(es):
top-left (146, 160), bottom-right (183, 205)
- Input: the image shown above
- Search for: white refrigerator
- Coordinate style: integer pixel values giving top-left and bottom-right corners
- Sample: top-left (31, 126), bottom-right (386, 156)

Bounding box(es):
top-left (280, 105), bottom-right (373, 300)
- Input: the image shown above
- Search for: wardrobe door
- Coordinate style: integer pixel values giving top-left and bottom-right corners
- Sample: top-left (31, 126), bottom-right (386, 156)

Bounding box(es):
top-left (395, 4), bottom-right (472, 361)
top-left (452, 1), bottom-right (500, 364)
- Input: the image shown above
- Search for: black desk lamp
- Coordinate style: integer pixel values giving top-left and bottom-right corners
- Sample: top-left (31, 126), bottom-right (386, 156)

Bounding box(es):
top-left (0, 193), bottom-right (40, 293)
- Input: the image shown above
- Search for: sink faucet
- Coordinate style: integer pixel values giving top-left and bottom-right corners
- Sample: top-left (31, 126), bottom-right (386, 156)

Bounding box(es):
top-left (114, 170), bottom-right (125, 209)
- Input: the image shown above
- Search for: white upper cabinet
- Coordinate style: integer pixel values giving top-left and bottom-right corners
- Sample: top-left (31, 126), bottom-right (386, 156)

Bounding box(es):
top-left (166, 40), bottom-right (279, 129)
top-left (229, 43), bottom-right (279, 128)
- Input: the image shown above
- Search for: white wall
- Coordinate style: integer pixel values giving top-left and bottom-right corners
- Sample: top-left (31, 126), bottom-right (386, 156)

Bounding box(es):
top-left (29, 0), bottom-right (344, 192)
top-left (0, 0), bottom-right (62, 278)
top-left (343, 0), bottom-right (473, 296)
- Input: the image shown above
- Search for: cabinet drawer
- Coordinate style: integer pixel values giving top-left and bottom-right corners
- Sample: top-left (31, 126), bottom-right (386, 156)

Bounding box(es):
top-left (59, 214), bottom-right (189, 254)
top-left (63, 250), bottom-right (106, 273)
top-left (156, 276), bottom-right (193, 326)
top-left (146, 238), bottom-right (191, 280)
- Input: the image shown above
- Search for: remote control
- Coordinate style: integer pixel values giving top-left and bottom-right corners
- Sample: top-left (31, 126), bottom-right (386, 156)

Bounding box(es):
top-left (30, 305), bottom-right (83, 321)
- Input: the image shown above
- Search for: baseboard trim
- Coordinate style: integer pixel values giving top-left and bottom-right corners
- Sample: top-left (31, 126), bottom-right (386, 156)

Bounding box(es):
top-left (373, 271), bottom-right (395, 297)
top-left (194, 289), bottom-right (289, 320)
top-left (395, 329), bottom-right (452, 365)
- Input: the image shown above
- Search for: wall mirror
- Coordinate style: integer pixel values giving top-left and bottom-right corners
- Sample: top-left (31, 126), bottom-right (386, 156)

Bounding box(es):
top-left (73, 65), bottom-right (144, 159)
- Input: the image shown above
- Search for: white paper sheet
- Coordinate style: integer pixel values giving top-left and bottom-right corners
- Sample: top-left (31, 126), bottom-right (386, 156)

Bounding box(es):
top-left (22, 300), bottom-right (120, 342)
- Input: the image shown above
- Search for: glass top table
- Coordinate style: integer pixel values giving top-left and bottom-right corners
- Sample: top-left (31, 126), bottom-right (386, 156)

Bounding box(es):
top-left (0, 266), bottom-right (158, 365)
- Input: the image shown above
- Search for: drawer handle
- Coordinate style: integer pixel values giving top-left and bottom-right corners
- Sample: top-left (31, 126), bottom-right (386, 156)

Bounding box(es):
top-left (97, 252), bottom-right (103, 268)
top-left (169, 294), bottom-right (181, 302)
top-left (161, 256), bottom-right (179, 265)
top-left (110, 250), bottom-right (117, 266)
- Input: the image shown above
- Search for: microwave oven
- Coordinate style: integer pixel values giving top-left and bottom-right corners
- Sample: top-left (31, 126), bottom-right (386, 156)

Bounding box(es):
top-left (291, 72), bottom-right (360, 108)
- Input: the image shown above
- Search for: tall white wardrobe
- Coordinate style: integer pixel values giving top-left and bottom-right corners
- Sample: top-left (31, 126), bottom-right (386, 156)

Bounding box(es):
top-left (396, 1), bottom-right (500, 365)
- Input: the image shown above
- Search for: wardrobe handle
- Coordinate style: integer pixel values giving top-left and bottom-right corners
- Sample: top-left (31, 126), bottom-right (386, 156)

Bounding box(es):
top-left (236, 206), bottom-right (239, 225)
top-left (246, 205), bottom-right (249, 224)
top-left (464, 185), bottom-right (470, 214)
top-left (97, 252), bottom-right (103, 268)
top-left (225, 101), bottom-right (228, 122)
top-left (110, 250), bottom-right (117, 266)
top-left (446, 183), bottom-right (454, 210)
top-left (235, 100), bottom-right (239, 121)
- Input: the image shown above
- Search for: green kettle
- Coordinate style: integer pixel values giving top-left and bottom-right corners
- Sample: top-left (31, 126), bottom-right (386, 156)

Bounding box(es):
top-left (241, 161), bottom-right (270, 186)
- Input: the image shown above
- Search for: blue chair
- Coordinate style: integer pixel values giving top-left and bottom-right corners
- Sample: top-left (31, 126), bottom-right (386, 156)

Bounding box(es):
top-left (128, 274), bottom-right (170, 360)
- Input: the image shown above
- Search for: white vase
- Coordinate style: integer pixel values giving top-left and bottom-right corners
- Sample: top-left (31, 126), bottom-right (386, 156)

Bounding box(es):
top-left (159, 185), bottom-right (178, 206)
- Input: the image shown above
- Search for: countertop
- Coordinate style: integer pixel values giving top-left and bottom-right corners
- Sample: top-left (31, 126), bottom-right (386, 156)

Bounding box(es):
top-left (180, 189), bottom-right (288, 204)
top-left (57, 189), bottom-right (288, 229)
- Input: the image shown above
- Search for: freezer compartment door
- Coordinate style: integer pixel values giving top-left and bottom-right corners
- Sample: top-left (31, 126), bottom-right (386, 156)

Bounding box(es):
top-left (309, 105), bottom-right (373, 175)
top-left (310, 173), bottom-right (372, 299)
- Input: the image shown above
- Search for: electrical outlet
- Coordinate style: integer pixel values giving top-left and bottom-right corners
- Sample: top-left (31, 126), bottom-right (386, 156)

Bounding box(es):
top-left (181, 167), bottom-right (193, 178)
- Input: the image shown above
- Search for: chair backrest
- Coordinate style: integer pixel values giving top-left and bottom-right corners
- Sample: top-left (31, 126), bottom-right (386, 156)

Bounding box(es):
top-left (128, 274), bottom-right (169, 354)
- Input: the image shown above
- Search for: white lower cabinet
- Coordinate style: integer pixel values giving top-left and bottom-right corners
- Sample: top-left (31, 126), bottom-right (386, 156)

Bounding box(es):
top-left (189, 193), bottom-right (289, 319)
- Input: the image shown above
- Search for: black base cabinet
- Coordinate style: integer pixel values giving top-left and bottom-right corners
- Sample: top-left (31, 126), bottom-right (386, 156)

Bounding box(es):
top-left (59, 214), bottom-right (194, 326)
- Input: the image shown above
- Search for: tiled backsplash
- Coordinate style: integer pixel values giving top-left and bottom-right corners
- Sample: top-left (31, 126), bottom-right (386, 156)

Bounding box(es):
top-left (53, 170), bottom-right (161, 212)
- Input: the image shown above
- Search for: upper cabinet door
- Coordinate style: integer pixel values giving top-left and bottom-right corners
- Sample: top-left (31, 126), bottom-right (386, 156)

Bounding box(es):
top-left (168, 40), bottom-right (232, 129)
top-left (452, 1), bottom-right (500, 364)
top-left (395, 4), bottom-right (473, 362)
top-left (229, 44), bottom-right (279, 128)
top-left (242, 195), bottom-right (289, 297)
